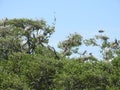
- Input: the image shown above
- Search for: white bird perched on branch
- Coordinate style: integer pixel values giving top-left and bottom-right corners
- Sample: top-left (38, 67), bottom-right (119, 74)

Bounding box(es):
top-left (2, 17), bottom-right (8, 27)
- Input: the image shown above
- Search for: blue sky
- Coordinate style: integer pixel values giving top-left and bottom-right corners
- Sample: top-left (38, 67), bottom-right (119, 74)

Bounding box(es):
top-left (0, 0), bottom-right (120, 58)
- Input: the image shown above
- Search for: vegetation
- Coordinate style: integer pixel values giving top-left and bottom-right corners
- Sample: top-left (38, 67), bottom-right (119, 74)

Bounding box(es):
top-left (0, 18), bottom-right (120, 90)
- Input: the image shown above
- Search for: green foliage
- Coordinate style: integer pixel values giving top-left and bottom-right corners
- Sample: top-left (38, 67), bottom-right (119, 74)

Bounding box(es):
top-left (0, 18), bottom-right (120, 90)
top-left (84, 31), bottom-right (120, 61)
top-left (0, 25), bottom-right (22, 60)
top-left (0, 18), bottom-right (55, 59)
top-left (58, 33), bottom-right (82, 57)
top-left (84, 38), bottom-right (98, 46)
top-left (0, 51), bottom-right (120, 89)
top-left (35, 45), bottom-right (60, 59)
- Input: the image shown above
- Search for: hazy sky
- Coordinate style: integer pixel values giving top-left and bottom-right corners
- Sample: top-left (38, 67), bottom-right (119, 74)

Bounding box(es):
top-left (0, 0), bottom-right (120, 58)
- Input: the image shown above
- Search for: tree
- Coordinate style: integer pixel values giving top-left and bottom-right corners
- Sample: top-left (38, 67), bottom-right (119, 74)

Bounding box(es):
top-left (58, 33), bottom-right (82, 57)
top-left (0, 19), bottom-right (22, 59)
top-left (83, 30), bottom-right (120, 61)
top-left (1, 17), bottom-right (120, 90)
top-left (0, 18), bottom-right (55, 59)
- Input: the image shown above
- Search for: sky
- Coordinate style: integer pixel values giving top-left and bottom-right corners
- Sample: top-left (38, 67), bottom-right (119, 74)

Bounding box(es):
top-left (0, 0), bottom-right (120, 58)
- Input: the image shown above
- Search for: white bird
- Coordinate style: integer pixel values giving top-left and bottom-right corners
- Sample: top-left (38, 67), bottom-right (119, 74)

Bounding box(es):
top-left (24, 25), bottom-right (32, 31)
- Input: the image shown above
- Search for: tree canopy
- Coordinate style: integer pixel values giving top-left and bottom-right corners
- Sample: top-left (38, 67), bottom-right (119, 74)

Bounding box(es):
top-left (0, 18), bottom-right (120, 90)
